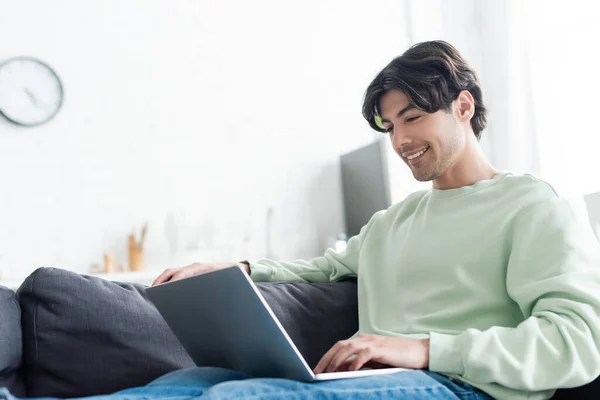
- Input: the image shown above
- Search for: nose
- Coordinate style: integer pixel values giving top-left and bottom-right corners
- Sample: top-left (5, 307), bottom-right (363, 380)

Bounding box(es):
top-left (391, 126), bottom-right (411, 149)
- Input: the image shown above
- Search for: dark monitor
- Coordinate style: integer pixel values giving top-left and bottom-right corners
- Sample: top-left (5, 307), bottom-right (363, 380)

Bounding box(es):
top-left (340, 140), bottom-right (391, 238)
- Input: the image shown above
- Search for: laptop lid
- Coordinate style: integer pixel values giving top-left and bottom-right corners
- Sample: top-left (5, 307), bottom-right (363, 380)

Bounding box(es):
top-left (146, 266), bottom-right (315, 381)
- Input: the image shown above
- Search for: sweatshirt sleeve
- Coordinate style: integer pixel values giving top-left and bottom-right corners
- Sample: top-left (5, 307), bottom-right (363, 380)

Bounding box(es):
top-left (248, 210), bottom-right (385, 283)
top-left (429, 195), bottom-right (600, 391)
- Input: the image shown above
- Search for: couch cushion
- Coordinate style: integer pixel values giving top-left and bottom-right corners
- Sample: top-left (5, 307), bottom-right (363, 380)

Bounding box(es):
top-left (552, 378), bottom-right (600, 399)
top-left (18, 267), bottom-right (195, 398)
top-left (0, 285), bottom-right (25, 397)
top-left (256, 280), bottom-right (358, 368)
top-left (17, 267), bottom-right (358, 398)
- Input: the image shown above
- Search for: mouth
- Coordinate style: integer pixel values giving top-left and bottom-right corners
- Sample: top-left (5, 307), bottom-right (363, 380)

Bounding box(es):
top-left (404, 146), bottom-right (430, 166)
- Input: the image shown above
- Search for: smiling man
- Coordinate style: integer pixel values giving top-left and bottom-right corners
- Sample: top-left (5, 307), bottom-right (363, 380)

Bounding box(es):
top-left (147, 41), bottom-right (600, 400)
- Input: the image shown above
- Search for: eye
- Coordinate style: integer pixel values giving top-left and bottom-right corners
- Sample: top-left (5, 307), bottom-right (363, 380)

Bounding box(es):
top-left (405, 116), bottom-right (421, 123)
top-left (384, 126), bottom-right (393, 134)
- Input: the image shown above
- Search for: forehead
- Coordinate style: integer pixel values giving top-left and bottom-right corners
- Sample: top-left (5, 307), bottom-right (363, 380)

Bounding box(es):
top-left (379, 90), bottom-right (411, 119)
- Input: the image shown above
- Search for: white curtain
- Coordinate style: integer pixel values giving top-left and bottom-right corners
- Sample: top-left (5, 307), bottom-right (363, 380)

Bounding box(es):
top-left (524, 1), bottom-right (600, 198)
top-left (405, 0), bottom-right (600, 218)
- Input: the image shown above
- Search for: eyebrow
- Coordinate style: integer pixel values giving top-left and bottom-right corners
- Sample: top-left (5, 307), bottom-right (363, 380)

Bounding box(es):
top-left (380, 104), bottom-right (417, 123)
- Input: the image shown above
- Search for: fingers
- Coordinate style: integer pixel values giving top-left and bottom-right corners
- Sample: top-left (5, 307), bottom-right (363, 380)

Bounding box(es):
top-left (170, 270), bottom-right (195, 282)
top-left (314, 341), bottom-right (343, 374)
top-left (152, 268), bottom-right (180, 286)
top-left (348, 348), bottom-right (373, 371)
top-left (325, 341), bottom-right (363, 373)
top-left (152, 263), bottom-right (214, 286)
top-left (314, 340), bottom-right (362, 374)
top-left (336, 359), bottom-right (355, 372)
top-left (152, 262), bottom-right (237, 287)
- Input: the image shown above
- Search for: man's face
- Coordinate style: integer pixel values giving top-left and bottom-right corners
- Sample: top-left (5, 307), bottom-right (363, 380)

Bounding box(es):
top-left (379, 90), bottom-right (465, 183)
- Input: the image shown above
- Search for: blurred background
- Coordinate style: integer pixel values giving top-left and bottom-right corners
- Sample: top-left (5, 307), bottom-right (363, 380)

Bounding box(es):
top-left (0, 0), bottom-right (599, 284)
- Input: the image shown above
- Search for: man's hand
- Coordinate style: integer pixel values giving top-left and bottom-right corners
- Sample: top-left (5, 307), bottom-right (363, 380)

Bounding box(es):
top-left (152, 262), bottom-right (250, 286)
top-left (313, 334), bottom-right (430, 374)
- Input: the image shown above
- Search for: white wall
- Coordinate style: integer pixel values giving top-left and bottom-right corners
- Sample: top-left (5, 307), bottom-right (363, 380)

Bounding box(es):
top-left (0, 0), bottom-right (410, 278)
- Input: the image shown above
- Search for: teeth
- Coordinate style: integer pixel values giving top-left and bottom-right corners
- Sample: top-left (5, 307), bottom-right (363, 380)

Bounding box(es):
top-left (407, 147), bottom-right (428, 160)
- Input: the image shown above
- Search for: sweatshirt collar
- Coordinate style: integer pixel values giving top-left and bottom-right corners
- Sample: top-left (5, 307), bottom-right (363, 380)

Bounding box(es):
top-left (430, 171), bottom-right (511, 199)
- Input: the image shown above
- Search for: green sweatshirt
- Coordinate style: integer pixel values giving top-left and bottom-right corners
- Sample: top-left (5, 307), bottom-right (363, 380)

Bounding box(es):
top-left (249, 171), bottom-right (600, 400)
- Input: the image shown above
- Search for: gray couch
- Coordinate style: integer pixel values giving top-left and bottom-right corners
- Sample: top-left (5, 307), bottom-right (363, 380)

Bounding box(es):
top-left (0, 267), bottom-right (597, 399)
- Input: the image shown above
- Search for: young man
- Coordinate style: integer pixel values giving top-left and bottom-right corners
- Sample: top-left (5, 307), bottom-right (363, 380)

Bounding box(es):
top-left (150, 41), bottom-right (600, 399)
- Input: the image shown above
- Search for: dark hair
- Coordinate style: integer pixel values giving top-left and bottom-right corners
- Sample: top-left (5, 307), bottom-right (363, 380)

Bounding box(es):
top-left (362, 40), bottom-right (487, 140)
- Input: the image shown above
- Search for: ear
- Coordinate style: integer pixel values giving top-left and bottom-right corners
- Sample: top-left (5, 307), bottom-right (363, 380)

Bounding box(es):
top-left (455, 90), bottom-right (475, 122)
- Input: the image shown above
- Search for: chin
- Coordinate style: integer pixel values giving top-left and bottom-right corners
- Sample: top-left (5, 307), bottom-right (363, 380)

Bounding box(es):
top-left (411, 169), bottom-right (437, 182)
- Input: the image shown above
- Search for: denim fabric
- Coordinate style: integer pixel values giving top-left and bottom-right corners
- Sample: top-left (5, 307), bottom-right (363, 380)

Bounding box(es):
top-left (1, 367), bottom-right (492, 400)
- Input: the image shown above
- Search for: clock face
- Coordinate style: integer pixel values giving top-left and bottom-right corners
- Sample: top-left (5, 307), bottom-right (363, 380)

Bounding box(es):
top-left (0, 57), bottom-right (64, 127)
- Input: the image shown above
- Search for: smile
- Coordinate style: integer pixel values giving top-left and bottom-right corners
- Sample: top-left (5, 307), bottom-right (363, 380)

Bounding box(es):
top-left (405, 146), bottom-right (429, 165)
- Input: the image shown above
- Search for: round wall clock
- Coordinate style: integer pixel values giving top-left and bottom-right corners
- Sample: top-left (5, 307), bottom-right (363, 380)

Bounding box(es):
top-left (0, 57), bottom-right (64, 127)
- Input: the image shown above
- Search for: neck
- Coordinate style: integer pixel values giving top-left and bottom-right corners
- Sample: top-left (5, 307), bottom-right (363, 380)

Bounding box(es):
top-left (433, 136), bottom-right (498, 190)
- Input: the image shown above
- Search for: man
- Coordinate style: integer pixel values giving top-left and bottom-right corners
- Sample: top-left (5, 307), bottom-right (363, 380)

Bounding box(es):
top-left (149, 41), bottom-right (600, 399)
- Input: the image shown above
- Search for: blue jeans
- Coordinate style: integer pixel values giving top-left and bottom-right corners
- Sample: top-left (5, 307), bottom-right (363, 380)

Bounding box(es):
top-left (1, 367), bottom-right (492, 400)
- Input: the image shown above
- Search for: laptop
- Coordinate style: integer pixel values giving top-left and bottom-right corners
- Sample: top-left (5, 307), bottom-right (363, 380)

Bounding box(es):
top-left (146, 266), bottom-right (405, 382)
